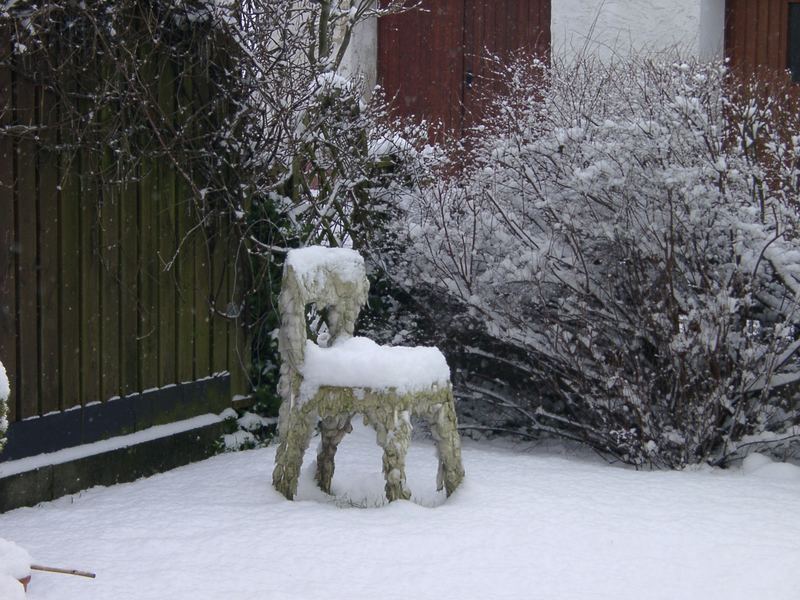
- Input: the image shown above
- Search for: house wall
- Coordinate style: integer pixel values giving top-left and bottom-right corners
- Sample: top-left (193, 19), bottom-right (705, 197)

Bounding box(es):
top-left (339, 15), bottom-right (378, 95)
top-left (698, 0), bottom-right (726, 60)
top-left (344, 0), bottom-right (727, 88)
top-left (552, 0), bottom-right (726, 62)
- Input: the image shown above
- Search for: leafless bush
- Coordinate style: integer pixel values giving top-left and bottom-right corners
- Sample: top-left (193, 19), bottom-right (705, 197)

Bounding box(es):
top-left (387, 53), bottom-right (800, 467)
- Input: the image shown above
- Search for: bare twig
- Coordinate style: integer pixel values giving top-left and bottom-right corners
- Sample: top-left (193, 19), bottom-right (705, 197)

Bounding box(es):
top-left (30, 564), bottom-right (96, 579)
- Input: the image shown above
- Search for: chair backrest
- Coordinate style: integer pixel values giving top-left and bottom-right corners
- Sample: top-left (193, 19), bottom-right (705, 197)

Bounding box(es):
top-left (278, 247), bottom-right (370, 378)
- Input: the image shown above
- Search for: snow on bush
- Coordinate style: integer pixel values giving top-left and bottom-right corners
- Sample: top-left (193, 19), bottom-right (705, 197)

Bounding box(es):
top-left (389, 54), bottom-right (800, 467)
top-left (0, 360), bottom-right (9, 454)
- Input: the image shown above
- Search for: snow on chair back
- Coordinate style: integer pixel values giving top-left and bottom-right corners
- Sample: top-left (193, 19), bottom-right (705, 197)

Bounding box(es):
top-left (272, 246), bottom-right (465, 502)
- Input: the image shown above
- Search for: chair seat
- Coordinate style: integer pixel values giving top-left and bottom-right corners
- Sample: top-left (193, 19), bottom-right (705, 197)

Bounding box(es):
top-left (299, 336), bottom-right (451, 402)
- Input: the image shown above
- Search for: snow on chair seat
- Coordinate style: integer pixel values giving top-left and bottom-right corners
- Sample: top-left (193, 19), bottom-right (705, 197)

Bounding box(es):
top-left (299, 337), bottom-right (451, 400)
top-left (272, 246), bottom-right (465, 502)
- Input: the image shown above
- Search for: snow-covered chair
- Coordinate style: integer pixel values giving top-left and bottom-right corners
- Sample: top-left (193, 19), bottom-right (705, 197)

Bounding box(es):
top-left (272, 246), bottom-right (464, 502)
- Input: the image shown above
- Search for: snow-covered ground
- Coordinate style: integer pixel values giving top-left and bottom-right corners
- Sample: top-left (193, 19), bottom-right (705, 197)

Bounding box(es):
top-left (1, 423), bottom-right (798, 600)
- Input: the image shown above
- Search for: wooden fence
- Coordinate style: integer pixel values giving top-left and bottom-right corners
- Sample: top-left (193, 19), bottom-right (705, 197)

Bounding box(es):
top-left (0, 24), bottom-right (248, 436)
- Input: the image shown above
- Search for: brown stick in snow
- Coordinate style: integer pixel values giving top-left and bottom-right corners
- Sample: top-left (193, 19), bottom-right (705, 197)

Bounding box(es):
top-left (30, 564), bottom-right (96, 579)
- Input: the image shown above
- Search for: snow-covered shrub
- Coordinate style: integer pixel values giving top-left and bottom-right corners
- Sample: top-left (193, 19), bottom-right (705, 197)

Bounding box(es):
top-left (0, 360), bottom-right (9, 454)
top-left (389, 55), bottom-right (800, 467)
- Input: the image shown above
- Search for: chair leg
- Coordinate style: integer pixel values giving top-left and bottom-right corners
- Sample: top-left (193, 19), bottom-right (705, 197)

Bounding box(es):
top-left (367, 409), bottom-right (412, 502)
top-left (315, 414), bottom-right (353, 494)
top-left (426, 396), bottom-right (465, 497)
top-left (272, 409), bottom-right (316, 500)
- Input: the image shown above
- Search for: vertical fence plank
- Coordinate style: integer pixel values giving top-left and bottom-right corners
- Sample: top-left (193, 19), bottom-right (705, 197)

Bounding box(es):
top-left (210, 220), bottom-right (230, 375)
top-left (100, 131), bottom-right (121, 402)
top-left (137, 44), bottom-right (159, 393)
top-left (230, 315), bottom-right (250, 396)
top-left (175, 69), bottom-right (195, 384)
top-left (58, 58), bottom-right (81, 411)
top-left (0, 31), bottom-right (16, 420)
top-left (207, 58), bottom-right (228, 379)
top-left (192, 61), bottom-right (211, 379)
top-left (80, 113), bottom-right (102, 406)
top-left (157, 58), bottom-right (177, 387)
top-left (97, 53), bottom-right (122, 403)
top-left (194, 223), bottom-right (211, 378)
top-left (224, 233), bottom-right (234, 378)
top-left (120, 176), bottom-right (139, 397)
top-left (175, 191), bottom-right (195, 384)
top-left (139, 153), bottom-right (159, 392)
top-left (15, 62), bottom-right (39, 419)
top-left (227, 234), bottom-right (248, 395)
top-left (59, 139), bottom-right (81, 410)
top-left (157, 173), bottom-right (177, 389)
top-left (38, 75), bottom-right (61, 415)
top-left (114, 46), bottom-right (138, 399)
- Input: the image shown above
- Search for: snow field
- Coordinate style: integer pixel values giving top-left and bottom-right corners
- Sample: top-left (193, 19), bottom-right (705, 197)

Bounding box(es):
top-left (0, 423), bottom-right (798, 600)
top-left (0, 538), bottom-right (31, 580)
top-left (0, 576), bottom-right (25, 600)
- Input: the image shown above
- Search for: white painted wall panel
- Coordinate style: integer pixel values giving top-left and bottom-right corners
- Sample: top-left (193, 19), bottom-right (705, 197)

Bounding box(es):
top-left (698, 0), bottom-right (726, 60)
top-left (339, 15), bottom-right (379, 94)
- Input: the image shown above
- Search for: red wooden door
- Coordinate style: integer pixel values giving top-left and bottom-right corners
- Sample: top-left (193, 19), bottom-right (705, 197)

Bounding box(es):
top-left (378, 0), bottom-right (550, 137)
top-left (726, 0), bottom-right (795, 76)
top-left (462, 0), bottom-right (550, 127)
top-left (378, 0), bottom-right (466, 136)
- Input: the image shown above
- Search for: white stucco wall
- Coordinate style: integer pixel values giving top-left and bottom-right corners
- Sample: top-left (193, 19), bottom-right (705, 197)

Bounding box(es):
top-left (698, 0), bottom-right (726, 60)
top-left (552, 0), bottom-right (725, 62)
top-left (339, 15), bottom-right (378, 93)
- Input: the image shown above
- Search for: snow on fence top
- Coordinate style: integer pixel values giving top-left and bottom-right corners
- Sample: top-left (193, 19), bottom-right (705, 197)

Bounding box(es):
top-left (299, 336), bottom-right (451, 402)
